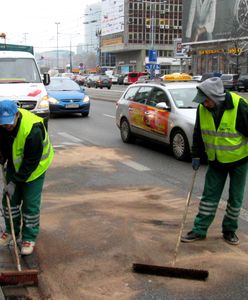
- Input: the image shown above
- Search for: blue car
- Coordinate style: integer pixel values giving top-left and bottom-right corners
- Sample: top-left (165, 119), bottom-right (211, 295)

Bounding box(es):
top-left (46, 77), bottom-right (90, 117)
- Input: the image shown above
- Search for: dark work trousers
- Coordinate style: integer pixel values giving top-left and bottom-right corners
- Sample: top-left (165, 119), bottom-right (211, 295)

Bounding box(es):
top-left (192, 161), bottom-right (248, 237)
top-left (2, 172), bottom-right (46, 242)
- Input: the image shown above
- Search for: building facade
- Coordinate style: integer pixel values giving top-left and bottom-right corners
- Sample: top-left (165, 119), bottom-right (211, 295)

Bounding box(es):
top-left (100, 0), bottom-right (183, 75)
top-left (182, 0), bottom-right (248, 75)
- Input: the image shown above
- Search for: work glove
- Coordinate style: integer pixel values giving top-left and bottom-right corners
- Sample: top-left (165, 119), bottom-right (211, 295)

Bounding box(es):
top-left (5, 181), bottom-right (16, 198)
top-left (192, 158), bottom-right (200, 171)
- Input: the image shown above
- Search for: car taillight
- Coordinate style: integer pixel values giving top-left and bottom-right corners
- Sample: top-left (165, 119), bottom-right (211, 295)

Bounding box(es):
top-left (110, 79), bottom-right (112, 83)
top-left (97, 80), bottom-right (101, 83)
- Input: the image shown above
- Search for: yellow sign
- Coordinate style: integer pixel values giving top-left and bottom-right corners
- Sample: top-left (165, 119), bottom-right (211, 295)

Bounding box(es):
top-left (162, 73), bottom-right (192, 81)
top-left (102, 37), bottom-right (123, 47)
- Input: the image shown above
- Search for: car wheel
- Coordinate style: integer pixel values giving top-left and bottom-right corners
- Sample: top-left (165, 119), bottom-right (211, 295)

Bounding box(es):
top-left (171, 129), bottom-right (190, 161)
top-left (108, 86), bottom-right (111, 89)
top-left (81, 112), bottom-right (89, 117)
top-left (120, 118), bottom-right (135, 143)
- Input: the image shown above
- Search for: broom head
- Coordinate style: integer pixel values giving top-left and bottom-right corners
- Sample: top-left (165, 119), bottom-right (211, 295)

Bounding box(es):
top-left (133, 263), bottom-right (208, 281)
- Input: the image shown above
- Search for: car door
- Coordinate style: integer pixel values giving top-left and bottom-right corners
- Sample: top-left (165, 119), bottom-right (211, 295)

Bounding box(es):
top-left (128, 86), bottom-right (153, 135)
top-left (144, 87), bottom-right (171, 141)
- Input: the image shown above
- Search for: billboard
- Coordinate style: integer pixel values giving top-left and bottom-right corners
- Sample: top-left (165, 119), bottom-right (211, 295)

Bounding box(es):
top-left (182, 0), bottom-right (248, 44)
top-left (101, 0), bottom-right (124, 36)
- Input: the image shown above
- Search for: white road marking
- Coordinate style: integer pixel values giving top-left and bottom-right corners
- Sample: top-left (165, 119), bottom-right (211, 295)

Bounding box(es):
top-left (103, 114), bottom-right (115, 118)
top-left (58, 132), bottom-right (82, 143)
top-left (122, 160), bottom-right (151, 171)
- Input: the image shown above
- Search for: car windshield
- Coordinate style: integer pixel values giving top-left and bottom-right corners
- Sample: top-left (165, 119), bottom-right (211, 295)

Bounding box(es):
top-left (168, 88), bottom-right (198, 108)
top-left (47, 78), bottom-right (81, 91)
top-left (0, 58), bottom-right (41, 83)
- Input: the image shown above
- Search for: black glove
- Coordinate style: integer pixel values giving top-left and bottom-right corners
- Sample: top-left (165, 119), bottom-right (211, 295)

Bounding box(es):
top-left (192, 158), bottom-right (200, 170)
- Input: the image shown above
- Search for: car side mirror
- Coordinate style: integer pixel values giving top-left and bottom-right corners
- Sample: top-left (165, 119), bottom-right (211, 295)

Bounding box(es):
top-left (156, 102), bottom-right (170, 110)
top-left (43, 73), bottom-right (50, 86)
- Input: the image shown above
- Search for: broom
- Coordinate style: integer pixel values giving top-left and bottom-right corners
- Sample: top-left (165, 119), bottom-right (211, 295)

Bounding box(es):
top-left (132, 170), bottom-right (209, 281)
top-left (0, 165), bottom-right (39, 286)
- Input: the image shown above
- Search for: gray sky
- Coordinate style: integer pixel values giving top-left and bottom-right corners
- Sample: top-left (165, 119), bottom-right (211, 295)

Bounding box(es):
top-left (0, 0), bottom-right (100, 52)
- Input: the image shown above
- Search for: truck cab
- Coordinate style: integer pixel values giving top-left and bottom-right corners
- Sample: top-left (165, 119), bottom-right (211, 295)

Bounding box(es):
top-left (0, 50), bottom-right (50, 124)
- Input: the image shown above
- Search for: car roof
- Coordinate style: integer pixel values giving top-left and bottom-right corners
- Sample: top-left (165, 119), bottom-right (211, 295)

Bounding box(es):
top-left (132, 81), bottom-right (198, 90)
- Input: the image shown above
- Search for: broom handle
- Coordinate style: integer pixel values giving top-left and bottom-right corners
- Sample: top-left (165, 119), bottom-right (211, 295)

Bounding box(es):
top-left (171, 170), bottom-right (197, 266)
top-left (1, 165), bottom-right (22, 271)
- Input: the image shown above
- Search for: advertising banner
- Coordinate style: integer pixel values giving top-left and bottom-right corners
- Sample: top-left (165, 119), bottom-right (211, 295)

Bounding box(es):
top-left (182, 0), bottom-right (248, 44)
top-left (101, 0), bottom-right (124, 36)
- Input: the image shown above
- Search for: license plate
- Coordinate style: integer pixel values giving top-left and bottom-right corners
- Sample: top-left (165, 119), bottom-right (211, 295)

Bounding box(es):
top-left (65, 103), bottom-right (79, 108)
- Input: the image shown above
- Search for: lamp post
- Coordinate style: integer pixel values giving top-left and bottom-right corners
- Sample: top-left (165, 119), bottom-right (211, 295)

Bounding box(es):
top-left (96, 29), bottom-right (102, 71)
top-left (137, 0), bottom-right (167, 78)
top-left (55, 22), bottom-right (60, 69)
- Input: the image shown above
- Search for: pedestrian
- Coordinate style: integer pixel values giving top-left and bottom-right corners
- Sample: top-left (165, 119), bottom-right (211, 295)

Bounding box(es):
top-left (181, 77), bottom-right (248, 245)
top-left (0, 100), bottom-right (54, 255)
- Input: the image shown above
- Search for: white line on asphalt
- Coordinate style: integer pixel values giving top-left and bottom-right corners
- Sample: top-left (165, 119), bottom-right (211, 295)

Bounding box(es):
top-left (58, 132), bottom-right (82, 143)
top-left (122, 160), bottom-right (151, 171)
top-left (103, 114), bottom-right (115, 118)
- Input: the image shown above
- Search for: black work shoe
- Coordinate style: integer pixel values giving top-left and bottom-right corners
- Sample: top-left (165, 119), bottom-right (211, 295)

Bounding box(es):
top-left (181, 231), bottom-right (205, 243)
top-left (223, 231), bottom-right (239, 245)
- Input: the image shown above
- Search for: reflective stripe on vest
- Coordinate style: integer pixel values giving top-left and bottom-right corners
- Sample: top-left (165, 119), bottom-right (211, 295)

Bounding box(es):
top-left (199, 93), bottom-right (248, 163)
top-left (12, 109), bottom-right (54, 182)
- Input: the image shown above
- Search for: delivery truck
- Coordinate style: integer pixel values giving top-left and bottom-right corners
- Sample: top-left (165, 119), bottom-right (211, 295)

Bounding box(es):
top-left (0, 43), bottom-right (50, 124)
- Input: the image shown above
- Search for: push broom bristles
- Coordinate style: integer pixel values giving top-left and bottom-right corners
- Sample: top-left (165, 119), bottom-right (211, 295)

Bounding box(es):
top-left (133, 263), bottom-right (209, 281)
top-left (0, 269), bottom-right (39, 286)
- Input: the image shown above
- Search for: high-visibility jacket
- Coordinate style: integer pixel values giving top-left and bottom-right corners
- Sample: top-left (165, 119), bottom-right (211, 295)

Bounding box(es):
top-left (199, 93), bottom-right (248, 163)
top-left (12, 109), bottom-right (54, 182)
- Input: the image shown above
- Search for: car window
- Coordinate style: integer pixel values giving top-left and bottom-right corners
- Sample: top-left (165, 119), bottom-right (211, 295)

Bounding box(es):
top-left (146, 88), bottom-right (170, 107)
top-left (133, 86), bottom-right (153, 104)
top-left (168, 88), bottom-right (198, 108)
top-left (123, 86), bottom-right (140, 101)
top-left (221, 75), bottom-right (232, 80)
top-left (47, 78), bottom-right (81, 91)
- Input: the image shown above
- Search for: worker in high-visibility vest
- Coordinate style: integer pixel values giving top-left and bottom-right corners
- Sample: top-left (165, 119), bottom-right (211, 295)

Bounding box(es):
top-left (181, 77), bottom-right (248, 245)
top-left (0, 100), bottom-right (54, 255)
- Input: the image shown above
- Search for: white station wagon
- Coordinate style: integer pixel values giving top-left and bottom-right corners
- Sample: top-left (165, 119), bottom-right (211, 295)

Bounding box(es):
top-left (116, 81), bottom-right (198, 160)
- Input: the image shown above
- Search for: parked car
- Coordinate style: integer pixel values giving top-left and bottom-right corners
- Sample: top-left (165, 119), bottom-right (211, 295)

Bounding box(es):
top-left (192, 75), bottom-right (202, 82)
top-left (201, 72), bottom-right (222, 82)
top-left (86, 75), bottom-right (112, 89)
top-left (46, 77), bottom-right (90, 117)
top-left (117, 74), bottom-right (128, 85)
top-left (108, 75), bottom-right (119, 84)
top-left (116, 81), bottom-right (198, 161)
top-left (135, 75), bottom-right (150, 83)
top-left (237, 74), bottom-right (248, 92)
top-left (220, 74), bottom-right (239, 90)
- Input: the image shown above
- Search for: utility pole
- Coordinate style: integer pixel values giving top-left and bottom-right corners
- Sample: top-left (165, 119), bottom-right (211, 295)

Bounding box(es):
top-left (55, 22), bottom-right (60, 69)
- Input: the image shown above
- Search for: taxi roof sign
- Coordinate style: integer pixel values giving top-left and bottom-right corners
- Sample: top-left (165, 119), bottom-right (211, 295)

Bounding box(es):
top-left (161, 73), bottom-right (192, 81)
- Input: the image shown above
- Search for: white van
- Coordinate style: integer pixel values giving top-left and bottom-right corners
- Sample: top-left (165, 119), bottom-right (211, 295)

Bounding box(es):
top-left (0, 51), bottom-right (50, 124)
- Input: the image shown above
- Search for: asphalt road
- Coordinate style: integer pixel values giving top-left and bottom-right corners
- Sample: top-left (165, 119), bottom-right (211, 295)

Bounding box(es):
top-left (42, 95), bottom-right (248, 299)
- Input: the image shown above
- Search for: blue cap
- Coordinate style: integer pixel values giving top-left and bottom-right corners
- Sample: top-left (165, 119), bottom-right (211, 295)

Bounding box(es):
top-left (0, 100), bottom-right (18, 125)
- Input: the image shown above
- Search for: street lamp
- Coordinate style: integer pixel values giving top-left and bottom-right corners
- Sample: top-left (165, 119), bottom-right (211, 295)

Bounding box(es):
top-left (55, 22), bottom-right (60, 69)
top-left (96, 29), bottom-right (102, 70)
top-left (137, 0), bottom-right (167, 78)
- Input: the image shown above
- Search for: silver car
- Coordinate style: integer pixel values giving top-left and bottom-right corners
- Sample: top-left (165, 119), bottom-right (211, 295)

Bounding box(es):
top-left (116, 81), bottom-right (198, 160)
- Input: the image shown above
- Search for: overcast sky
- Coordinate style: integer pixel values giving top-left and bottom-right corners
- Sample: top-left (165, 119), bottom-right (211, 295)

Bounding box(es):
top-left (0, 0), bottom-right (100, 53)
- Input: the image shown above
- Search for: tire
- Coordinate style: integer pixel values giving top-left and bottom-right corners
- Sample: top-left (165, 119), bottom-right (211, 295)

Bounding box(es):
top-left (81, 112), bottom-right (89, 117)
top-left (171, 129), bottom-right (190, 161)
top-left (120, 119), bottom-right (135, 143)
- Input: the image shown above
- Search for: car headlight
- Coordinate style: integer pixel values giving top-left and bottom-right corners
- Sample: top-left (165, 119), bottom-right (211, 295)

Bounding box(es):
top-left (48, 97), bottom-right (59, 104)
top-left (37, 95), bottom-right (50, 109)
top-left (83, 95), bottom-right (90, 103)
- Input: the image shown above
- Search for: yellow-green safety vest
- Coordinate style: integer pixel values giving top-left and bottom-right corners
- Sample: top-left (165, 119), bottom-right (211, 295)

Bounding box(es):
top-left (199, 93), bottom-right (248, 163)
top-left (12, 109), bottom-right (54, 182)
